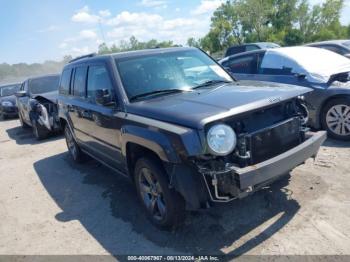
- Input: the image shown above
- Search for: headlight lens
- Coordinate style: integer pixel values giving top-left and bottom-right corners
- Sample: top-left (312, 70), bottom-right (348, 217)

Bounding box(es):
top-left (207, 124), bottom-right (237, 156)
top-left (1, 101), bottom-right (13, 107)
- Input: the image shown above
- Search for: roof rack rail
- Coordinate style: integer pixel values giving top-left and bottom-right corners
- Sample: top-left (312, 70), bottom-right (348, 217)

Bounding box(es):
top-left (69, 53), bottom-right (97, 63)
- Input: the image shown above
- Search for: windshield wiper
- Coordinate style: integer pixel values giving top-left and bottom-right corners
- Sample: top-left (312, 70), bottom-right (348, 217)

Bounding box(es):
top-left (129, 89), bottom-right (190, 102)
top-left (192, 80), bottom-right (232, 90)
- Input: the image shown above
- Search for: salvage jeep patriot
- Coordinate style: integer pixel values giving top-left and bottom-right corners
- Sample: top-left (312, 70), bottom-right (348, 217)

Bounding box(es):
top-left (58, 47), bottom-right (326, 229)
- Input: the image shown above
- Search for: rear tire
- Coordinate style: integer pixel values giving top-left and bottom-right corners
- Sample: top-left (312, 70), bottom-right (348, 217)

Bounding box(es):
top-left (64, 125), bottom-right (86, 163)
top-left (134, 157), bottom-right (185, 230)
top-left (321, 98), bottom-right (350, 141)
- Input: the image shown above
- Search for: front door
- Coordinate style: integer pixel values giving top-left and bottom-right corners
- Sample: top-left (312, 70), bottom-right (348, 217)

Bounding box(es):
top-left (75, 63), bottom-right (124, 171)
top-left (17, 80), bottom-right (31, 124)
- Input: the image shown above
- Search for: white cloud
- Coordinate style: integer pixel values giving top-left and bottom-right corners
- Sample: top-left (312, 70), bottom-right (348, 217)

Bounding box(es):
top-left (59, 42), bottom-right (68, 49)
top-left (79, 30), bottom-right (98, 40)
top-left (107, 11), bottom-right (163, 27)
top-left (71, 46), bottom-right (90, 56)
top-left (191, 0), bottom-right (224, 15)
top-left (59, 29), bottom-right (99, 55)
top-left (37, 25), bottom-right (60, 33)
top-left (72, 6), bottom-right (100, 24)
top-left (65, 3), bottom-right (221, 55)
top-left (140, 0), bottom-right (167, 8)
top-left (99, 9), bottom-right (111, 17)
top-left (106, 11), bottom-right (208, 44)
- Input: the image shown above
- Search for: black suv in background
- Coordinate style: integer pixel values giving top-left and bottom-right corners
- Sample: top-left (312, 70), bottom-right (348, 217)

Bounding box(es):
top-left (58, 47), bottom-right (326, 229)
top-left (0, 83), bottom-right (21, 119)
top-left (225, 42), bottom-right (280, 57)
top-left (16, 74), bottom-right (61, 140)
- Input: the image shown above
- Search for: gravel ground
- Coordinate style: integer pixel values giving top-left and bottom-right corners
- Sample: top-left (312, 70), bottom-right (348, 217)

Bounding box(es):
top-left (0, 118), bottom-right (350, 258)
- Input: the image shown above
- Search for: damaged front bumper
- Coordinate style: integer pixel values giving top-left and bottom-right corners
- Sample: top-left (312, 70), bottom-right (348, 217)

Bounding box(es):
top-left (199, 131), bottom-right (327, 202)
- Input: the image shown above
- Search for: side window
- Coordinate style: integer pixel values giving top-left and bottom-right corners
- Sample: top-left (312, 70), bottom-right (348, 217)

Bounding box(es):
top-left (87, 65), bottom-right (114, 104)
top-left (226, 54), bottom-right (258, 74)
top-left (59, 68), bottom-right (72, 95)
top-left (73, 66), bottom-right (87, 97)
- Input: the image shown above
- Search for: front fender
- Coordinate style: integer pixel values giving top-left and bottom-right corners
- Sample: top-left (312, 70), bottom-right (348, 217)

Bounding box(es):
top-left (121, 125), bottom-right (181, 163)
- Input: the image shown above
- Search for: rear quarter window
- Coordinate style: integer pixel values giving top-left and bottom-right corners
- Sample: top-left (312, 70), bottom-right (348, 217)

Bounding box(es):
top-left (59, 69), bottom-right (72, 95)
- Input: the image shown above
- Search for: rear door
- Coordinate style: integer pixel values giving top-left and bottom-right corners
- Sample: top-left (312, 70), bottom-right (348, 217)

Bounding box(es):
top-left (68, 65), bottom-right (89, 143)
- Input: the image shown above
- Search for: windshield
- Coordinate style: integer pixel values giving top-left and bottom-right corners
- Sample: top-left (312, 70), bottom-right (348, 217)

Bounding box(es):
top-left (267, 47), bottom-right (350, 83)
top-left (343, 41), bottom-right (350, 48)
top-left (29, 76), bottom-right (59, 94)
top-left (116, 49), bottom-right (233, 100)
top-left (259, 43), bottom-right (280, 49)
top-left (0, 84), bottom-right (20, 97)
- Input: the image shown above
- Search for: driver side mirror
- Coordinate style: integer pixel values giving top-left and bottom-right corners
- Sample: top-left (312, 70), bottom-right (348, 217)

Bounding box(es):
top-left (15, 91), bottom-right (28, 97)
top-left (95, 89), bottom-right (115, 107)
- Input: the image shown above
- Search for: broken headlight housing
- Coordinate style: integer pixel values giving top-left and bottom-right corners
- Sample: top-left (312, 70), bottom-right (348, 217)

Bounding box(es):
top-left (1, 101), bottom-right (13, 107)
top-left (207, 124), bottom-right (237, 156)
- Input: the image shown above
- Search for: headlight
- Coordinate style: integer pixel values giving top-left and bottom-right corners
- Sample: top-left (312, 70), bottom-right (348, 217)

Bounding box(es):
top-left (207, 124), bottom-right (237, 156)
top-left (1, 101), bottom-right (13, 107)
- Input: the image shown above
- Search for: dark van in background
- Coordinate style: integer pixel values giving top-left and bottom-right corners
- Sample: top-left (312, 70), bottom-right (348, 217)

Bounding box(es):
top-left (0, 83), bottom-right (21, 120)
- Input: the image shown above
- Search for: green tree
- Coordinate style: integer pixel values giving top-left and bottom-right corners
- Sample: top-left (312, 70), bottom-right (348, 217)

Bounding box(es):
top-left (201, 0), bottom-right (348, 53)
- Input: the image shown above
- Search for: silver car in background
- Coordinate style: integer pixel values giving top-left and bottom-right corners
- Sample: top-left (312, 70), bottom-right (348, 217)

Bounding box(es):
top-left (220, 46), bottom-right (350, 140)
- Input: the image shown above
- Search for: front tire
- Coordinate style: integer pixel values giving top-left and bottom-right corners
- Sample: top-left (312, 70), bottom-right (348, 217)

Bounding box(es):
top-left (32, 119), bottom-right (48, 140)
top-left (134, 157), bottom-right (185, 229)
top-left (64, 125), bottom-right (86, 163)
top-left (0, 111), bottom-right (5, 120)
top-left (19, 112), bottom-right (30, 128)
top-left (321, 98), bottom-right (350, 141)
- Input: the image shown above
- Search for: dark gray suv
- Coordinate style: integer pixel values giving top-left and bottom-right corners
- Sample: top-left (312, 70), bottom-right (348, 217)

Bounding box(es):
top-left (58, 47), bottom-right (326, 229)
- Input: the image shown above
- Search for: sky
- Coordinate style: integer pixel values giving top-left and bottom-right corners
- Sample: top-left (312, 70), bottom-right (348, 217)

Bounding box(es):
top-left (0, 0), bottom-right (349, 64)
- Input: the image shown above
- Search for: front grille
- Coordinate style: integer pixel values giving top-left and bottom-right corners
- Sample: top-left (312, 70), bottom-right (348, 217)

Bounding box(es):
top-left (247, 117), bottom-right (302, 165)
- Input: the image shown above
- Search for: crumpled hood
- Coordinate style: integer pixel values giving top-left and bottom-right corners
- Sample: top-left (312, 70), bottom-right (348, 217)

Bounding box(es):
top-left (0, 95), bottom-right (16, 105)
top-left (126, 81), bottom-right (311, 129)
top-left (32, 91), bottom-right (58, 104)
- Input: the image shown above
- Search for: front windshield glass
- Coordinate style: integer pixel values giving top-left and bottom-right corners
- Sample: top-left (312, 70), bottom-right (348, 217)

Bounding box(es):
top-left (116, 49), bottom-right (233, 100)
top-left (343, 41), bottom-right (350, 48)
top-left (29, 76), bottom-right (59, 94)
top-left (268, 47), bottom-right (350, 83)
top-left (260, 43), bottom-right (280, 49)
top-left (0, 84), bottom-right (20, 97)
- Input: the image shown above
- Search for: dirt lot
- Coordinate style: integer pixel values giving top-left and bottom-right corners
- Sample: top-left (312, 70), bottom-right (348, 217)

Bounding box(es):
top-left (0, 118), bottom-right (350, 257)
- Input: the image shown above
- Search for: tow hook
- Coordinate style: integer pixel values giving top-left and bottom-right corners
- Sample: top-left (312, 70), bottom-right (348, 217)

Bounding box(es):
top-left (212, 174), bottom-right (231, 201)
